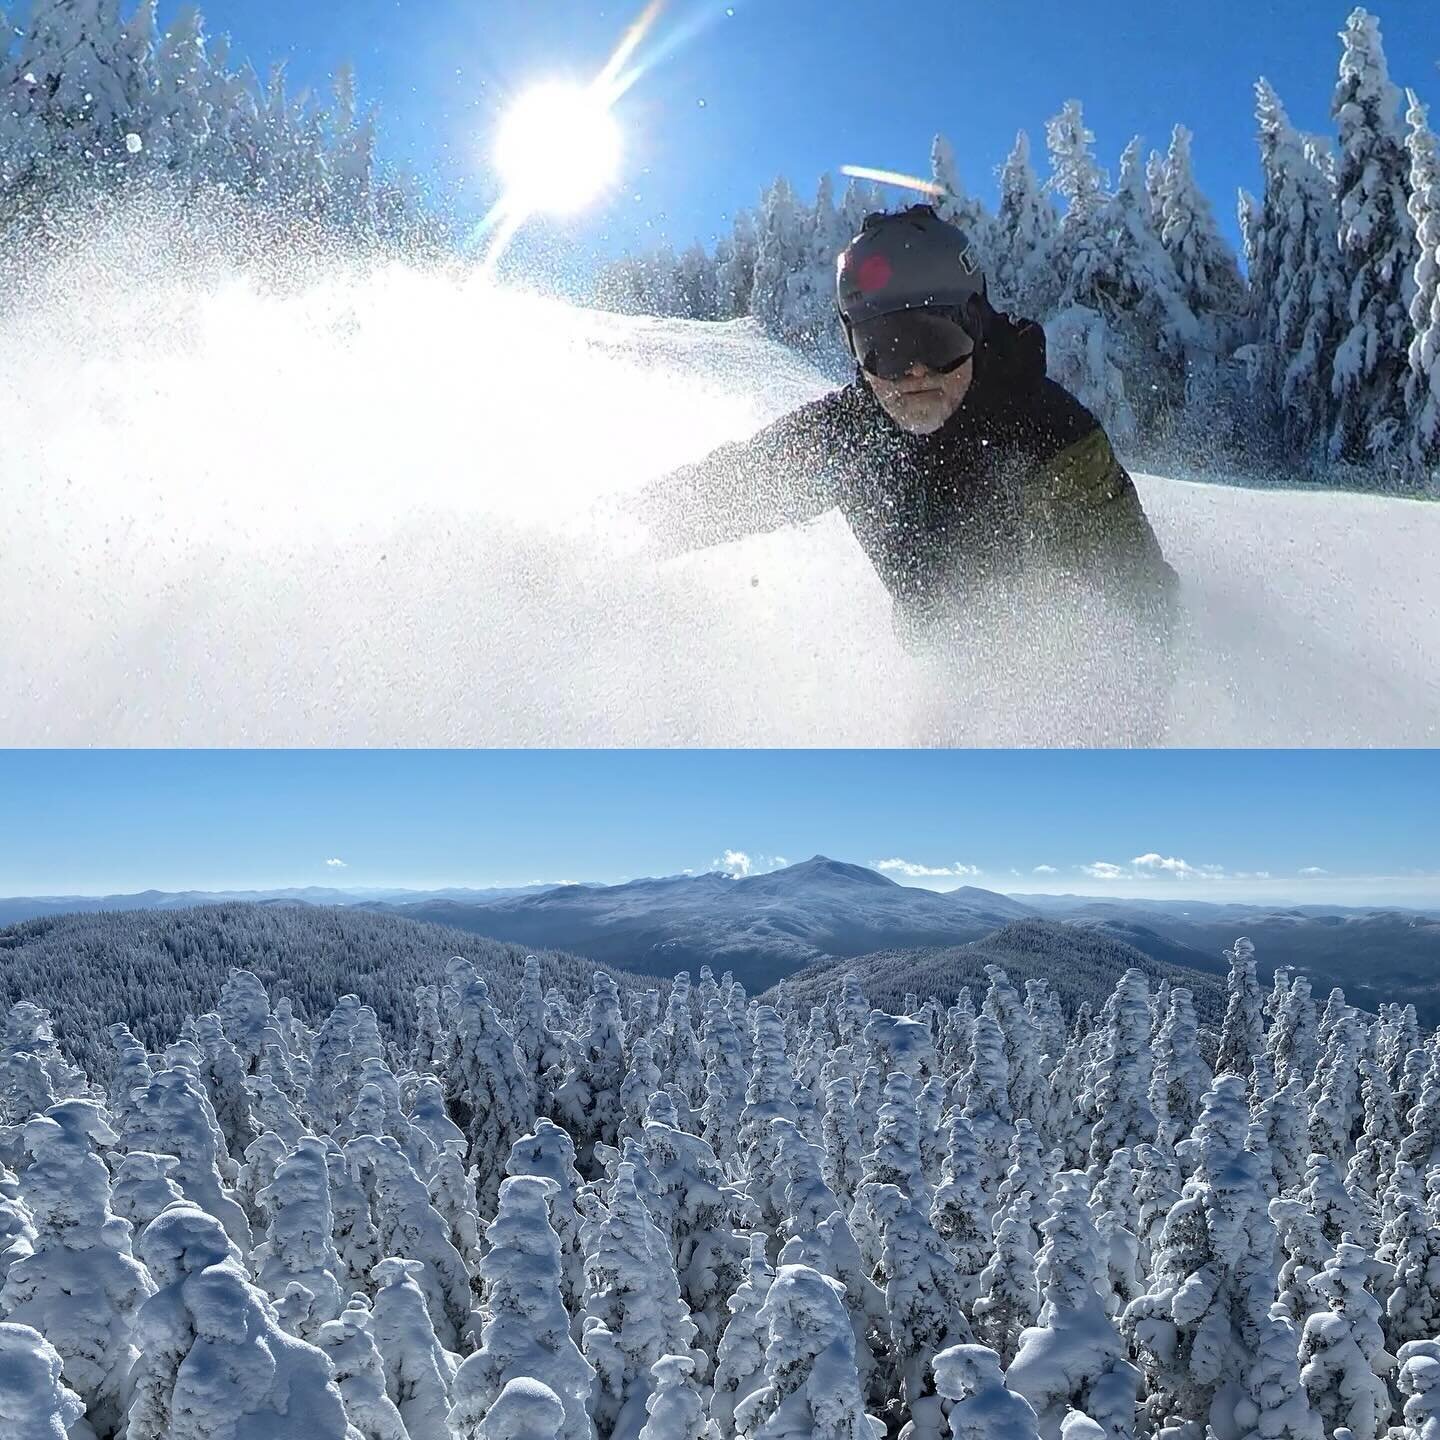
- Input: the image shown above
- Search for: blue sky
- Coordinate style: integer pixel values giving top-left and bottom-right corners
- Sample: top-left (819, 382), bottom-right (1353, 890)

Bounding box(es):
top-left (190, 0), bottom-right (1439, 275)
top-left (2, 750), bottom-right (1437, 905)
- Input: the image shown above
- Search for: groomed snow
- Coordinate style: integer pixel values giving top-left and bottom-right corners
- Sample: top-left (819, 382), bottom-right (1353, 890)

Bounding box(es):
top-left (3, 213), bottom-right (1437, 745)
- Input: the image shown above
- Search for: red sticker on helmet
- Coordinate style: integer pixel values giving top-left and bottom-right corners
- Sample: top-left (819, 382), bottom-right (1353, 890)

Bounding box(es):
top-left (854, 253), bottom-right (892, 293)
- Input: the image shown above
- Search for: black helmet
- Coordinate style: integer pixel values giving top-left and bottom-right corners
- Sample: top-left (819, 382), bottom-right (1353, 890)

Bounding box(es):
top-left (836, 205), bottom-right (987, 378)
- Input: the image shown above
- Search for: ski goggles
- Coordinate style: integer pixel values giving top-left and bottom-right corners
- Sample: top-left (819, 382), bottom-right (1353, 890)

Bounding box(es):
top-left (846, 306), bottom-right (976, 381)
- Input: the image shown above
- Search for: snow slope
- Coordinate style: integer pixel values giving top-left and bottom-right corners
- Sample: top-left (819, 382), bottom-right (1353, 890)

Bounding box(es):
top-left (3, 212), bottom-right (1437, 744)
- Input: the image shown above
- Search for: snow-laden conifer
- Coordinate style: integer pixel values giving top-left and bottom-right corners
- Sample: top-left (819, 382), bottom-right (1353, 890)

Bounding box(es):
top-left (1397, 1339), bottom-right (1440, 1440)
top-left (734, 1263), bottom-right (882, 1440)
top-left (315, 1294), bottom-right (409, 1440)
top-left (126, 1201), bottom-right (353, 1440)
top-left (582, 1162), bottom-right (700, 1440)
top-left (961, 1011), bottom-right (1014, 1198)
top-left (1008, 1170), bottom-right (1141, 1440)
top-left (640, 1114), bottom-right (746, 1360)
top-left (448, 971), bottom-right (533, 1214)
top-left (348, 1134), bottom-right (474, 1350)
top-left (974, 1189), bottom-right (1041, 1366)
top-left (934, 1342), bottom-right (1042, 1440)
top-left (215, 968), bottom-right (272, 1070)
top-left (556, 974), bottom-right (627, 1177)
top-left (930, 1106), bottom-right (993, 1299)
top-left (1297, 1236), bottom-right (1395, 1440)
top-left (1270, 1195), bottom-right (1333, 1325)
top-left (1301, 1151), bottom-right (1366, 1248)
top-left (711, 1233), bottom-right (775, 1436)
top-left (1121, 1074), bottom-right (1276, 1436)
top-left (508, 1119), bottom-right (587, 1318)
top-left (253, 1134), bottom-right (346, 1339)
top-left (1329, 7), bottom-right (1418, 468)
top-left (822, 1070), bottom-right (866, 1209)
top-left (637, 1353), bottom-right (717, 1440)
top-left (1383, 1193), bottom-right (1440, 1351)
top-left (308, 995), bottom-right (364, 1131)
top-left (737, 1006), bottom-right (799, 1235)
top-left (1089, 970), bottom-right (1158, 1174)
top-left (450, 1175), bottom-right (594, 1440)
top-left (993, 130), bottom-right (1059, 318)
top-left (869, 1182), bottom-right (973, 1437)
top-left (1268, 976), bottom-right (1320, 1090)
top-left (1233, 1304), bottom-right (1323, 1440)
top-left (0, 1320), bottom-right (87, 1440)
top-left (413, 984), bottom-right (447, 1077)
top-left (1217, 941), bottom-right (1266, 1081)
top-left (1405, 87), bottom-right (1440, 476)
top-left (0, 1099), bottom-right (154, 1438)
top-left (369, 1255), bottom-right (459, 1440)
top-left (1150, 988), bottom-right (1210, 1143)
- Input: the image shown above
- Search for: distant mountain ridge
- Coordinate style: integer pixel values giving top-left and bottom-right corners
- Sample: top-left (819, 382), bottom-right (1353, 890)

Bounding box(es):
top-left (358, 856), bottom-right (1037, 990)
top-left (4, 861), bottom-right (1439, 1015)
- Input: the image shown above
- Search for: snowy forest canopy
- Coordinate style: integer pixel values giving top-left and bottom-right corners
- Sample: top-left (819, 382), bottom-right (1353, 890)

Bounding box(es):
top-left (0, 0), bottom-right (428, 243)
top-left (599, 7), bottom-right (1440, 492)
top-left (3, 921), bottom-right (1440, 1440)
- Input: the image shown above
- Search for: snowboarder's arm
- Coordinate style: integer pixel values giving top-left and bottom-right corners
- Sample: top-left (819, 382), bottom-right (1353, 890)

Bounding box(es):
top-left (631, 393), bottom-right (846, 554)
top-left (1030, 427), bottom-right (1177, 597)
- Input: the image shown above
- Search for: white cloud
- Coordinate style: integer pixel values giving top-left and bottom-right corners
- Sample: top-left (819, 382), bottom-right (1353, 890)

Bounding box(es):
top-left (873, 858), bottom-right (981, 879)
top-left (1033, 864), bottom-right (1058, 875)
top-left (714, 849), bottom-right (752, 877)
top-left (1082, 861), bottom-right (1127, 880)
top-left (772, 856), bottom-right (789, 868)
top-left (1300, 866), bottom-right (1329, 876)
top-left (324, 857), bottom-right (347, 869)
top-left (1130, 852), bottom-right (1226, 879)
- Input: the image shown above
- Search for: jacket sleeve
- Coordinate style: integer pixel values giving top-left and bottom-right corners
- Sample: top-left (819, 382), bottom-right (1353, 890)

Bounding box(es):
top-left (1026, 426), bottom-right (1178, 603)
top-left (629, 392), bottom-right (847, 554)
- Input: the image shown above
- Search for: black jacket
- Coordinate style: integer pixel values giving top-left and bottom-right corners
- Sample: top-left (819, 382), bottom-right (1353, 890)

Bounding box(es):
top-left (642, 307), bottom-right (1178, 643)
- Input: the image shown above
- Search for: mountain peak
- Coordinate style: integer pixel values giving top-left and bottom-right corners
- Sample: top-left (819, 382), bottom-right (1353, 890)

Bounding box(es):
top-left (740, 856), bottom-right (898, 889)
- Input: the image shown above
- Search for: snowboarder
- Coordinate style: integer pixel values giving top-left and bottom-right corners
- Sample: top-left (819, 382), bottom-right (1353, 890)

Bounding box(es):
top-left (634, 205), bottom-right (1180, 741)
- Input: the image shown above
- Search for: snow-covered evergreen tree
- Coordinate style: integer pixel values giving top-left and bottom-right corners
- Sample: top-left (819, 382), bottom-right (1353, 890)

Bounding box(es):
top-left (1405, 86), bottom-right (1440, 477)
top-left (712, 1233), bottom-right (774, 1436)
top-left (252, 1134), bottom-right (346, 1340)
top-left (0, 1320), bottom-right (87, 1440)
top-left (993, 129), bottom-right (1059, 317)
top-left (1297, 1237), bottom-right (1395, 1440)
top-left (450, 1175), bottom-right (593, 1440)
top-left (1328, 8), bottom-right (1418, 470)
top-left (1008, 1170), bottom-right (1141, 1440)
top-left (934, 1343), bottom-right (1042, 1440)
top-left (0, 1099), bottom-right (154, 1438)
top-left (369, 1255), bottom-right (458, 1440)
top-left (582, 1162), bottom-right (700, 1440)
top-left (126, 1200), bottom-right (354, 1440)
top-left (734, 1263), bottom-right (881, 1440)
top-left (314, 1295), bottom-right (409, 1440)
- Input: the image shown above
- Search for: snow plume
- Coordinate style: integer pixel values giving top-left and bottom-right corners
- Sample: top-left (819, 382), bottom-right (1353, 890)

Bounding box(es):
top-left (4, 196), bottom-right (1440, 744)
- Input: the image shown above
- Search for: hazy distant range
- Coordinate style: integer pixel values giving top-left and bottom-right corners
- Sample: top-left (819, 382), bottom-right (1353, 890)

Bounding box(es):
top-left (4, 858), bottom-right (1438, 1016)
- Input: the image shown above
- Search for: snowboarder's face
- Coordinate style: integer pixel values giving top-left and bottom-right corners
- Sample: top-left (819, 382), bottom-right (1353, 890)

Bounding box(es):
top-left (866, 357), bottom-right (973, 435)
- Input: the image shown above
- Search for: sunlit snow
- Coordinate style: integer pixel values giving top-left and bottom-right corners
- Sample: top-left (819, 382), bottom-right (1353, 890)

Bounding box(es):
top-left (2, 208), bottom-right (1437, 745)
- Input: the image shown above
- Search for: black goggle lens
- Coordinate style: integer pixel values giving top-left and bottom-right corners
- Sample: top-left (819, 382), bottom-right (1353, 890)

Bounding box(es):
top-left (849, 309), bottom-right (975, 380)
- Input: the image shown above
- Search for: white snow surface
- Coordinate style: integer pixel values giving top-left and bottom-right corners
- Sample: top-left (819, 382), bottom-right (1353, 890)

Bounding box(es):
top-left (4, 212), bottom-right (1438, 745)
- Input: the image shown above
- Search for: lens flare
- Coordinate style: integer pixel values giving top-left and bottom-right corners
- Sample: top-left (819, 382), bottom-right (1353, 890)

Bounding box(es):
top-left (840, 164), bottom-right (946, 198)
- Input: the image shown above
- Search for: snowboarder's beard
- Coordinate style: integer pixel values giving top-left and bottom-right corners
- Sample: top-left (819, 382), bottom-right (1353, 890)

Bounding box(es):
top-left (879, 390), bottom-right (957, 434)
top-left (867, 360), bottom-right (973, 435)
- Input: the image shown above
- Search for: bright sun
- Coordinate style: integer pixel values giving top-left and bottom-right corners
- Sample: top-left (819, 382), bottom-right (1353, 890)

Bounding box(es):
top-left (494, 82), bottom-right (623, 217)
